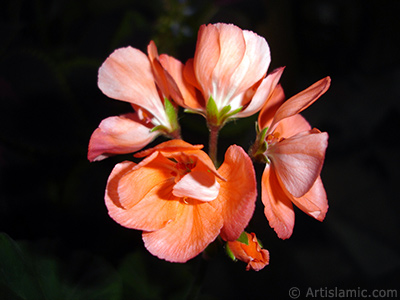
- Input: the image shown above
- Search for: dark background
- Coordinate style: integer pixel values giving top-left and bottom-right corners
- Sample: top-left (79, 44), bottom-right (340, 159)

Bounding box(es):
top-left (1, 0), bottom-right (399, 299)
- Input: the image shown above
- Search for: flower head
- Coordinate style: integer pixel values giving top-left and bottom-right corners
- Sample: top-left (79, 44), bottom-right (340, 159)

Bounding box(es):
top-left (161, 23), bottom-right (283, 127)
top-left (105, 140), bottom-right (257, 262)
top-left (252, 77), bottom-right (331, 239)
top-left (88, 41), bottom-right (182, 162)
top-left (226, 232), bottom-right (269, 271)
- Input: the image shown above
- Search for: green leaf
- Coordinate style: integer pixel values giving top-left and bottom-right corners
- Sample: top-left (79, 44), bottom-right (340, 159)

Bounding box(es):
top-left (0, 233), bottom-right (123, 300)
top-left (0, 233), bottom-right (47, 300)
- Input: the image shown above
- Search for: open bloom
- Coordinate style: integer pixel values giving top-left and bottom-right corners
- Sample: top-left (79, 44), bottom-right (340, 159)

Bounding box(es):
top-left (226, 232), bottom-right (269, 271)
top-left (252, 77), bottom-right (331, 239)
top-left (105, 139), bottom-right (257, 262)
top-left (161, 23), bottom-right (283, 126)
top-left (88, 41), bottom-right (182, 161)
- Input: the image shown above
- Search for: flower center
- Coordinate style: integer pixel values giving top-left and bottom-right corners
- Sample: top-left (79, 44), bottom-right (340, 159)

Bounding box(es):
top-left (265, 132), bottom-right (284, 146)
top-left (170, 159), bottom-right (196, 182)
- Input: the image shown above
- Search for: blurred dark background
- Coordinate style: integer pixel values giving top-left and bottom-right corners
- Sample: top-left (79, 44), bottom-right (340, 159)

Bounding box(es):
top-left (1, 0), bottom-right (399, 299)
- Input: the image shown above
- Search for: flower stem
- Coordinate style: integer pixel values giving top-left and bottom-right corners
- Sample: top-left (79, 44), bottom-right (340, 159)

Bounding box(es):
top-left (169, 127), bottom-right (182, 140)
top-left (208, 125), bottom-right (220, 166)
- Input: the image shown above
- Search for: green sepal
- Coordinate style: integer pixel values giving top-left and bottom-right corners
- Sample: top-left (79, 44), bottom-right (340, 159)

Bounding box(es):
top-left (236, 231), bottom-right (249, 245)
top-left (258, 126), bottom-right (269, 144)
top-left (150, 125), bottom-right (169, 133)
top-left (255, 121), bottom-right (261, 134)
top-left (164, 98), bottom-right (178, 130)
top-left (219, 105), bottom-right (232, 119)
top-left (225, 244), bottom-right (237, 262)
top-left (206, 96), bottom-right (244, 128)
top-left (206, 96), bottom-right (218, 124)
top-left (250, 126), bottom-right (270, 163)
top-left (257, 237), bottom-right (264, 248)
top-left (223, 106), bottom-right (242, 120)
top-left (184, 108), bottom-right (201, 114)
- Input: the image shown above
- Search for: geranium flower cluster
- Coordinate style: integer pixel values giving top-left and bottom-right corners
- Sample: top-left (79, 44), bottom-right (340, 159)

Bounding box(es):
top-left (88, 23), bottom-right (330, 271)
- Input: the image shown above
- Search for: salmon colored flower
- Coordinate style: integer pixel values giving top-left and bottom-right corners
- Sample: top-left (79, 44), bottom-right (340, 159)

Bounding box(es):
top-left (88, 41), bottom-right (182, 162)
top-left (105, 139), bottom-right (257, 262)
top-left (226, 232), bottom-right (269, 271)
top-left (252, 77), bottom-right (331, 239)
top-left (161, 23), bottom-right (283, 127)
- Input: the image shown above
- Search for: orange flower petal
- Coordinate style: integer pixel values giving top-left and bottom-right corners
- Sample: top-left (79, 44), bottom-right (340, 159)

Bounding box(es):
top-left (135, 140), bottom-right (225, 182)
top-left (142, 199), bottom-right (223, 262)
top-left (183, 149), bottom-right (225, 181)
top-left (87, 113), bottom-right (158, 162)
top-left (105, 153), bottom-right (180, 231)
top-left (134, 139), bottom-right (203, 158)
top-left (268, 130), bottom-right (328, 198)
top-left (116, 152), bottom-right (174, 209)
top-left (261, 165), bottom-right (295, 239)
top-left (269, 76), bottom-right (331, 133)
top-left (217, 145), bottom-right (257, 241)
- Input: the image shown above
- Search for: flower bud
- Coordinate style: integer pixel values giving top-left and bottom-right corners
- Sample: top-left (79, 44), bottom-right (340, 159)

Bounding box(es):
top-left (226, 232), bottom-right (269, 271)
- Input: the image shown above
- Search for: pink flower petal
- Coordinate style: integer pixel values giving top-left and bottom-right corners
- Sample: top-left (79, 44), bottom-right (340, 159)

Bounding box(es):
top-left (237, 67), bottom-right (284, 118)
top-left (147, 41), bottom-right (176, 102)
top-left (274, 114), bottom-right (311, 139)
top-left (290, 176), bottom-right (328, 221)
top-left (258, 84), bottom-right (285, 130)
top-left (268, 130), bottom-right (328, 198)
top-left (194, 24), bottom-right (221, 101)
top-left (209, 23), bottom-right (246, 106)
top-left (87, 113), bottom-right (158, 162)
top-left (228, 28), bottom-right (270, 97)
top-left (172, 169), bottom-right (220, 201)
top-left (183, 58), bottom-right (203, 93)
top-left (98, 46), bottom-right (168, 125)
top-left (159, 54), bottom-right (199, 109)
top-left (269, 76), bottom-right (331, 133)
